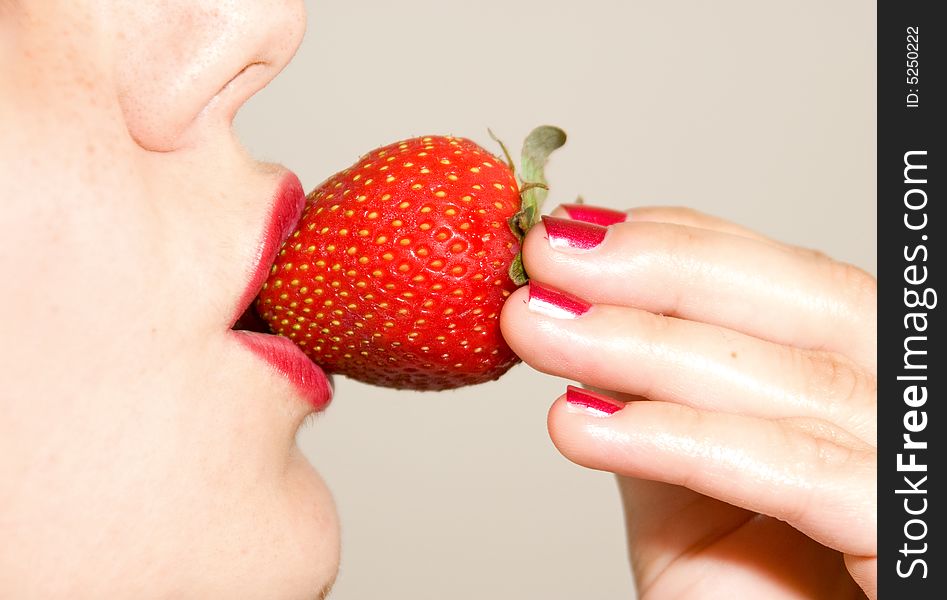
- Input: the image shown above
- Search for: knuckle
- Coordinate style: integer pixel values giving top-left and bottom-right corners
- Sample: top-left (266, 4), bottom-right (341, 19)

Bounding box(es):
top-left (826, 259), bottom-right (877, 313)
top-left (801, 350), bottom-right (874, 413)
top-left (810, 431), bottom-right (860, 471)
top-left (781, 425), bottom-right (865, 524)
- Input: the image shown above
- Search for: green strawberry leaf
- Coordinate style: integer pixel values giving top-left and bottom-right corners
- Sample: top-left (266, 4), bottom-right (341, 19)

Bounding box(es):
top-left (508, 253), bottom-right (528, 288)
top-left (506, 125), bottom-right (567, 285)
top-left (519, 125), bottom-right (567, 217)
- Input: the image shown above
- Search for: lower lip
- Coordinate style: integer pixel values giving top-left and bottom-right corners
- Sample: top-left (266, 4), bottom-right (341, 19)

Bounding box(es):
top-left (232, 330), bottom-right (333, 411)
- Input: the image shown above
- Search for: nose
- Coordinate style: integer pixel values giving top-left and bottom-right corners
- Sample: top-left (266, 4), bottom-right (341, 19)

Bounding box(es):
top-left (116, 0), bottom-right (307, 152)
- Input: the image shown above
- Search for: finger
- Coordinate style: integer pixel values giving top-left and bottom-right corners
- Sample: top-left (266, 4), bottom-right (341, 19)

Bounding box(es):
top-left (619, 479), bottom-right (864, 599)
top-left (844, 555), bottom-right (877, 600)
top-left (616, 478), bottom-right (758, 595)
top-left (555, 204), bottom-right (777, 245)
top-left (523, 216), bottom-right (877, 369)
top-left (547, 388), bottom-right (876, 557)
top-left (501, 283), bottom-right (876, 443)
top-left (554, 204), bottom-right (844, 268)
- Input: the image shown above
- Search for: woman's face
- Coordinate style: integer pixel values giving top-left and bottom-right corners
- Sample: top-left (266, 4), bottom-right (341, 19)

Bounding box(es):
top-left (1, 1), bottom-right (340, 597)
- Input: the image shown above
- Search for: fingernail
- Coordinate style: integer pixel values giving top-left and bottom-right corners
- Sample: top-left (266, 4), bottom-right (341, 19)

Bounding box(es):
top-left (542, 215), bottom-right (607, 252)
top-left (527, 281), bottom-right (592, 319)
top-left (565, 385), bottom-right (624, 416)
top-left (561, 204), bottom-right (628, 226)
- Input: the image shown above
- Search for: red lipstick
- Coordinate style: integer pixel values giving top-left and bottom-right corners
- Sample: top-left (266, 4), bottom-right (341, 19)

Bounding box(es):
top-left (233, 330), bottom-right (333, 411)
top-left (232, 173), bottom-right (307, 324)
top-left (230, 172), bottom-right (332, 411)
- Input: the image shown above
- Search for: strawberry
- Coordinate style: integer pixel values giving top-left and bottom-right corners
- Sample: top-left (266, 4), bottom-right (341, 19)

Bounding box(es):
top-left (256, 126), bottom-right (566, 390)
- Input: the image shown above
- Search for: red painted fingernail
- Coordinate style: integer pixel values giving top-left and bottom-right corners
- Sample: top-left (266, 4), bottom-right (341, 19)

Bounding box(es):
top-left (561, 204), bottom-right (628, 226)
top-left (565, 385), bottom-right (624, 415)
top-left (527, 281), bottom-right (592, 319)
top-left (542, 215), bottom-right (607, 251)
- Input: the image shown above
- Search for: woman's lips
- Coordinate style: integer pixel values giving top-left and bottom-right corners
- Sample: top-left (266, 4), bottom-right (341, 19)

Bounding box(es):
top-left (230, 171), bottom-right (332, 412)
top-left (232, 172), bottom-right (307, 325)
top-left (233, 330), bottom-right (333, 411)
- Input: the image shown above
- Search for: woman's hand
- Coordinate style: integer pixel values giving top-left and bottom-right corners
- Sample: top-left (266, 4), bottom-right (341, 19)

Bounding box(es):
top-left (500, 205), bottom-right (876, 599)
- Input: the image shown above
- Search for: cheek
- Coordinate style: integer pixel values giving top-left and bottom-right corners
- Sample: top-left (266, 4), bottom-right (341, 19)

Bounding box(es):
top-left (1, 127), bottom-right (168, 400)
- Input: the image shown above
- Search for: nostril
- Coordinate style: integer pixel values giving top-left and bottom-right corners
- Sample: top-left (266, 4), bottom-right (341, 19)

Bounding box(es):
top-left (115, 0), bottom-right (305, 151)
top-left (199, 60), bottom-right (274, 130)
top-left (219, 61), bottom-right (268, 97)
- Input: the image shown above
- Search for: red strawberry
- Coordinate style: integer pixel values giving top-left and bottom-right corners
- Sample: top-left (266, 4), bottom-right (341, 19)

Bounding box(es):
top-left (256, 126), bottom-right (565, 390)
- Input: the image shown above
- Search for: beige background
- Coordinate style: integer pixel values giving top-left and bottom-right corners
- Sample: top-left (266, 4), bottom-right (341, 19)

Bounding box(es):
top-left (236, 1), bottom-right (876, 598)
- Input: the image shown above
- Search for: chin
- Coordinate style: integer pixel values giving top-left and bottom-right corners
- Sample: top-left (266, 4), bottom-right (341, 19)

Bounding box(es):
top-left (277, 446), bottom-right (341, 600)
top-left (286, 446), bottom-right (341, 600)
top-left (200, 446), bottom-right (341, 599)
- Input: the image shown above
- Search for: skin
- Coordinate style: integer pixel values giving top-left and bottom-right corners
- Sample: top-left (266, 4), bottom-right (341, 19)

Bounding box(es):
top-left (1, 1), bottom-right (339, 598)
top-left (501, 206), bottom-right (876, 599)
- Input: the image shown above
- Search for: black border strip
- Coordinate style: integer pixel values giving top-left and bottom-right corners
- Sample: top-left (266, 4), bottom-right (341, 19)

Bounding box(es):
top-left (878, 1), bottom-right (944, 596)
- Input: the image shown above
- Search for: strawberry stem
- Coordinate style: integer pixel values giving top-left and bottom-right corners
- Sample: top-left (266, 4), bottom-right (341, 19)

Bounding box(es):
top-left (506, 125), bottom-right (567, 286)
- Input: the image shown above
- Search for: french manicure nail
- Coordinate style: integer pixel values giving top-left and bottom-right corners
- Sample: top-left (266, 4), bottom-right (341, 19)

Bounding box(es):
top-left (561, 204), bottom-right (628, 226)
top-left (527, 281), bottom-right (592, 319)
top-left (542, 215), bottom-right (607, 251)
top-left (565, 385), bottom-right (624, 416)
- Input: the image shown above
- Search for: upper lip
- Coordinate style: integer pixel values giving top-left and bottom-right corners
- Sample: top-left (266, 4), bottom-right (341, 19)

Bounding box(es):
top-left (231, 171), bottom-right (307, 328)
top-left (229, 171), bottom-right (333, 412)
